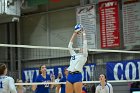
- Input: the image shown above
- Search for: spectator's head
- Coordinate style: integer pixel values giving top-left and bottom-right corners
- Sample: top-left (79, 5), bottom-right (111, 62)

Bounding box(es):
top-left (17, 79), bottom-right (23, 83)
top-left (83, 83), bottom-right (87, 87)
top-left (57, 73), bottom-right (62, 79)
top-left (16, 79), bottom-right (24, 88)
top-left (39, 64), bottom-right (47, 74)
top-left (0, 63), bottom-right (7, 75)
top-left (99, 74), bottom-right (107, 83)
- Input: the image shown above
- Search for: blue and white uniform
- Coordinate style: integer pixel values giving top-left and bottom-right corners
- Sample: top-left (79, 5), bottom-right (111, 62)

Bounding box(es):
top-left (96, 83), bottom-right (113, 93)
top-left (35, 74), bottom-right (51, 93)
top-left (67, 32), bottom-right (88, 83)
top-left (0, 75), bottom-right (17, 93)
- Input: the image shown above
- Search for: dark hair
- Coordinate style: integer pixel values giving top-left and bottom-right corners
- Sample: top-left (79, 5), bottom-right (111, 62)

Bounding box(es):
top-left (39, 65), bottom-right (42, 74)
top-left (104, 74), bottom-right (107, 82)
top-left (0, 63), bottom-right (7, 75)
top-left (64, 67), bottom-right (68, 71)
top-left (39, 64), bottom-right (46, 74)
top-left (102, 74), bottom-right (107, 82)
top-left (99, 74), bottom-right (107, 82)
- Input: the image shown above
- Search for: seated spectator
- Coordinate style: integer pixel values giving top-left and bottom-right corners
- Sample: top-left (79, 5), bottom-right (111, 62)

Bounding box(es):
top-left (82, 84), bottom-right (87, 93)
top-left (55, 73), bottom-right (62, 93)
top-left (131, 81), bottom-right (140, 88)
top-left (16, 79), bottom-right (26, 93)
top-left (130, 81), bottom-right (140, 93)
top-left (91, 84), bottom-right (95, 93)
top-left (56, 68), bottom-right (68, 93)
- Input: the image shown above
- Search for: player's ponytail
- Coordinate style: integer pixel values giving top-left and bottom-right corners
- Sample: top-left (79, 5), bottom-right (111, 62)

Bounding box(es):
top-left (104, 74), bottom-right (107, 82)
top-left (39, 65), bottom-right (43, 74)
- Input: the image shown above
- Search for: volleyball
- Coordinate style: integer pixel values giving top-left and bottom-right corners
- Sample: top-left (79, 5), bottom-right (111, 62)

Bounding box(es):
top-left (74, 24), bottom-right (83, 33)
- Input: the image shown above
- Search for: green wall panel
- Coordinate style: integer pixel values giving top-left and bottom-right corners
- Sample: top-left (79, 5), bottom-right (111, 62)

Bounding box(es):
top-left (28, 0), bottom-right (48, 6)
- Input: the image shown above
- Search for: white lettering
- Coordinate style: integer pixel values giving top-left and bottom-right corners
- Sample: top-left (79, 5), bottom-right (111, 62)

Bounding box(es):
top-left (85, 66), bottom-right (91, 81)
top-left (91, 65), bottom-right (95, 78)
top-left (46, 68), bottom-right (54, 75)
top-left (23, 64), bottom-right (96, 82)
top-left (24, 70), bottom-right (34, 83)
top-left (114, 63), bottom-right (123, 80)
top-left (58, 68), bottom-right (62, 73)
top-left (125, 62), bottom-right (136, 80)
top-left (137, 62), bottom-right (140, 79)
top-left (105, 2), bottom-right (114, 7)
top-left (58, 68), bottom-right (63, 78)
top-left (82, 71), bottom-right (84, 81)
top-left (36, 70), bottom-right (39, 76)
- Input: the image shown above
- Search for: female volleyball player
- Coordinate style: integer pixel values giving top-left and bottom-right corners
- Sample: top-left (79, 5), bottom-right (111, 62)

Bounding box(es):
top-left (32, 64), bottom-right (54, 93)
top-left (0, 63), bottom-right (17, 93)
top-left (66, 24), bottom-right (88, 93)
top-left (96, 74), bottom-right (113, 93)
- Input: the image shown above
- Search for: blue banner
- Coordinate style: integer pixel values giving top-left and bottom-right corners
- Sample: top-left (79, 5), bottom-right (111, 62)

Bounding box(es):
top-left (106, 60), bottom-right (140, 80)
top-left (22, 64), bottom-right (95, 82)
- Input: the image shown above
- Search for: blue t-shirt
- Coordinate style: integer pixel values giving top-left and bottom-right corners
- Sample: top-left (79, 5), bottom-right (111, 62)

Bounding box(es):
top-left (82, 86), bottom-right (87, 93)
top-left (59, 76), bottom-right (67, 93)
top-left (35, 74), bottom-right (51, 93)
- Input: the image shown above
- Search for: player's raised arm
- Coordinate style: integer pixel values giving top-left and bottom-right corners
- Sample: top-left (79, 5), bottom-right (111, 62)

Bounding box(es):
top-left (68, 24), bottom-right (82, 55)
top-left (82, 29), bottom-right (88, 57)
top-left (68, 32), bottom-right (77, 55)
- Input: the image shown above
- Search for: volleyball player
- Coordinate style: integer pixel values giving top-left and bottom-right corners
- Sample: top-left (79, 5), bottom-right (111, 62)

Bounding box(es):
top-left (0, 63), bottom-right (17, 93)
top-left (95, 74), bottom-right (113, 93)
top-left (32, 64), bottom-right (54, 93)
top-left (66, 24), bottom-right (88, 93)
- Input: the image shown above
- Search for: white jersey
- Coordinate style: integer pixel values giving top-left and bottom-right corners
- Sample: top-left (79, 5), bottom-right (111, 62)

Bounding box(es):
top-left (96, 83), bottom-right (113, 93)
top-left (55, 78), bottom-right (60, 83)
top-left (0, 75), bottom-right (17, 93)
top-left (67, 39), bottom-right (88, 72)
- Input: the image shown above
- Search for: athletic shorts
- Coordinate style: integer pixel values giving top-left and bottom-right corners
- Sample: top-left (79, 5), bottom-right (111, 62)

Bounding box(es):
top-left (67, 72), bottom-right (82, 84)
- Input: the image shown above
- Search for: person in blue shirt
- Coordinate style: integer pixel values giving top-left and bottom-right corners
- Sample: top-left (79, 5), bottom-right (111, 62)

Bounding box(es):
top-left (82, 83), bottom-right (88, 93)
top-left (32, 64), bottom-right (54, 93)
top-left (56, 68), bottom-right (69, 93)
